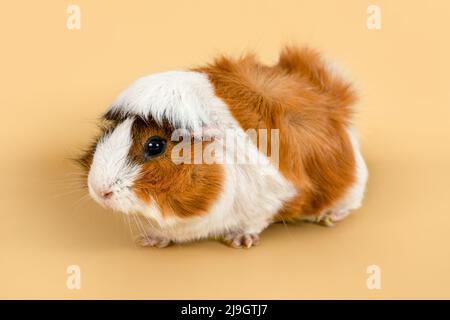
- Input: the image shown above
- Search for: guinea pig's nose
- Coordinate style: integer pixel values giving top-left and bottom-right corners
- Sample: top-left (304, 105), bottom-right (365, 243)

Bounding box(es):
top-left (100, 190), bottom-right (113, 200)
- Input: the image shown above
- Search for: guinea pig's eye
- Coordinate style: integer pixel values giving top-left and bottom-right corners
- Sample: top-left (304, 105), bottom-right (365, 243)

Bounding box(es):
top-left (143, 136), bottom-right (167, 160)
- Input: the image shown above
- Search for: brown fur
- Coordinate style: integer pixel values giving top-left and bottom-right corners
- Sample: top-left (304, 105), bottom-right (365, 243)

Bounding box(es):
top-left (196, 46), bottom-right (357, 220)
top-left (128, 117), bottom-right (224, 218)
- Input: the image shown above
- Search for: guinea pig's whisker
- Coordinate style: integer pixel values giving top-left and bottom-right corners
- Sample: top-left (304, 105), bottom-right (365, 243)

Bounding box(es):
top-left (118, 212), bottom-right (127, 227)
top-left (52, 186), bottom-right (83, 193)
top-left (133, 218), bottom-right (143, 239)
top-left (133, 215), bottom-right (147, 238)
top-left (130, 215), bottom-right (140, 237)
top-left (52, 179), bottom-right (85, 185)
top-left (130, 217), bottom-right (139, 238)
top-left (70, 193), bottom-right (91, 211)
top-left (50, 176), bottom-right (86, 183)
top-left (278, 214), bottom-right (294, 241)
top-left (139, 216), bottom-right (150, 238)
top-left (57, 173), bottom-right (87, 180)
top-left (50, 179), bottom-right (87, 188)
top-left (54, 181), bottom-right (86, 189)
top-left (51, 189), bottom-right (87, 199)
top-left (58, 193), bottom-right (91, 222)
top-left (52, 174), bottom-right (85, 180)
top-left (119, 214), bottom-right (134, 238)
top-left (67, 172), bottom-right (87, 177)
top-left (141, 214), bottom-right (157, 229)
top-left (63, 171), bottom-right (88, 176)
top-left (55, 187), bottom-right (86, 194)
top-left (136, 216), bottom-right (146, 235)
top-left (125, 215), bottom-right (134, 237)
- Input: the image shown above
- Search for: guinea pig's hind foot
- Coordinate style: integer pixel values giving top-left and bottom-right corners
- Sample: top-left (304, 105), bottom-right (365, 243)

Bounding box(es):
top-left (327, 209), bottom-right (351, 222)
top-left (135, 234), bottom-right (171, 248)
top-left (301, 209), bottom-right (350, 227)
top-left (222, 233), bottom-right (260, 249)
top-left (316, 209), bottom-right (351, 227)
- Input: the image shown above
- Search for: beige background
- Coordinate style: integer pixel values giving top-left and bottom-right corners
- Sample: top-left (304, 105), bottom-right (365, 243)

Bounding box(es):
top-left (1, 0), bottom-right (449, 299)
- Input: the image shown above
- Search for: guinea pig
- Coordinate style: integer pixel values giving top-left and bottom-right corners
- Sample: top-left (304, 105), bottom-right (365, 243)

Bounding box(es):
top-left (78, 46), bottom-right (368, 248)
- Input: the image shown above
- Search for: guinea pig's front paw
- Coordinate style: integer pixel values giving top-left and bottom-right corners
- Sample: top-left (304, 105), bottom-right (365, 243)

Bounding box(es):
top-left (223, 233), bottom-right (260, 249)
top-left (135, 234), bottom-right (171, 248)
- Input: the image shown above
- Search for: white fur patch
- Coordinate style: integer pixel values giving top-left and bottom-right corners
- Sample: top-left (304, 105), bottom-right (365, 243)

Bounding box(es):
top-left (332, 128), bottom-right (368, 218)
top-left (108, 71), bottom-right (219, 132)
top-left (88, 118), bottom-right (142, 214)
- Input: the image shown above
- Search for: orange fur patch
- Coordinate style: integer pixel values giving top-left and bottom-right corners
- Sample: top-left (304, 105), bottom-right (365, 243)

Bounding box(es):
top-left (129, 118), bottom-right (224, 218)
top-left (196, 46), bottom-right (357, 220)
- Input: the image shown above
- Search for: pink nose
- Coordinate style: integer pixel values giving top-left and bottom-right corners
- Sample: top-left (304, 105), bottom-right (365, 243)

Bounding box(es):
top-left (100, 190), bottom-right (113, 199)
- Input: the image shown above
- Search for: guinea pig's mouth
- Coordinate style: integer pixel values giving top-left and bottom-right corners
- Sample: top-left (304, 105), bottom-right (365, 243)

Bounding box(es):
top-left (87, 182), bottom-right (114, 207)
top-left (87, 179), bottom-right (130, 209)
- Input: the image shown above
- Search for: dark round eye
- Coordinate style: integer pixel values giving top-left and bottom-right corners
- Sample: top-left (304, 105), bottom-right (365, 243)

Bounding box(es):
top-left (143, 136), bottom-right (167, 160)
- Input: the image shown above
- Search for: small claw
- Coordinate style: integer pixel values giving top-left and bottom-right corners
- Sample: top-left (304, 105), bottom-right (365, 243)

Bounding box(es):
top-left (319, 215), bottom-right (335, 227)
top-left (224, 233), bottom-right (260, 249)
top-left (135, 235), bottom-right (171, 248)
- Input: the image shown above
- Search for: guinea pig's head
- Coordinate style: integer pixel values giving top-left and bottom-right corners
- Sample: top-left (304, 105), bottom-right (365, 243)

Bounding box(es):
top-left (78, 71), bottom-right (225, 222)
